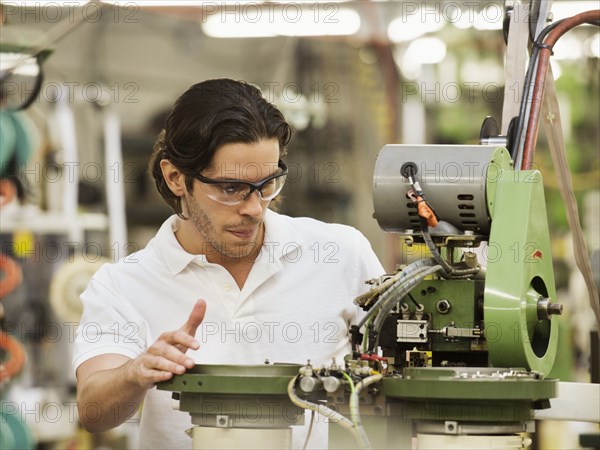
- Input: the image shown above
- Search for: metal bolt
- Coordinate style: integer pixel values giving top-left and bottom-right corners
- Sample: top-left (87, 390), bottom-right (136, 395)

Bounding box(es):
top-left (464, 252), bottom-right (478, 268)
top-left (445, 421), bottom-right (458, 434)
top-left (330, 358), bottom-right (339, 371)
top-left (216, 415), bottom-right (229, 427)
top-left (548, 303), bottom-right (563, 315)
top-left (437, 299), bottom-right (451, 314)
top-left (537, 297), bottom-right (564, 320)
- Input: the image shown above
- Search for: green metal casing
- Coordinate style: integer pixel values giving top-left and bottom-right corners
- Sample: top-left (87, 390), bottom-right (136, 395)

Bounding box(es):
top-left (484, 169), bottom-right (559, 374)
top-left (410, 279), bottom-right (482, 353)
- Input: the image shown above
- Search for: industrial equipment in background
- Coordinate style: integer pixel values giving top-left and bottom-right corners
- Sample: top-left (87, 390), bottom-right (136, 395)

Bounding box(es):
top-left (0, 47), bottom-right (38, 450)
top-left (1, 4), bottom-right (127, 449)
top-left (158, 5), bottom-right (600, 450)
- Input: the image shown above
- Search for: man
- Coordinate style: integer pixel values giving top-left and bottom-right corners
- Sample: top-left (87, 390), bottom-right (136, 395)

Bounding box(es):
top-left (74, 79), bottom-right (384, 449)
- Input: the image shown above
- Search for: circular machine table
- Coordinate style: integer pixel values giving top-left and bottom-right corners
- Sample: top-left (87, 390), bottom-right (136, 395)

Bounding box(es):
top-left (383, 367), bottom-right (556, 424)
top-left (158, 364), bottom-right (305, 447)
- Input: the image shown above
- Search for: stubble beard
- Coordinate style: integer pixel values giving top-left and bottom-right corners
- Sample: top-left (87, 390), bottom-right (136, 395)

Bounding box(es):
top-left (184, 193), bottom-right (261, 261)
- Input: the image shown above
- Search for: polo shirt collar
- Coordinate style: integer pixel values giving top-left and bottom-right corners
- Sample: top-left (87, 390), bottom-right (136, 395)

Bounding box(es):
top-left (155, 215), bottom-right (200, 276)
top-left (263, 209), bottom-right (304, 261)
top-left (155, 210), bottom-right (303, 276)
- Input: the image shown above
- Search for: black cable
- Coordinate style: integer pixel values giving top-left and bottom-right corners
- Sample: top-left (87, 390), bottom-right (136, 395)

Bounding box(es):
top-left (16, 56), bottom-right (45, 111)
top-left (403, 166), bottom-right (479, 278)
top-left (367, 323), bottom-right (377, 353)
top-left (532, 41), bottom-right (554, 54)
top-left (302, 410), bottom-right (316, 450)
top-left (502, 2), bottom-right (513, 45)
top-left (513, 18), bottom-right (567, 163)
top-left (509, 19), bottom-right (565, 164)
top-left (406, 293), bottom-right (420, 308)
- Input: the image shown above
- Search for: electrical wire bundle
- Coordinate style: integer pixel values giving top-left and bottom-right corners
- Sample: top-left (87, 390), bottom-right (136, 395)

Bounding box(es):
top-left (355, 259), bottom-right (442, 353)
top-left (287, 370), bottom-right (383, 450)
top-left (287, 375), bottom-right (365, 449)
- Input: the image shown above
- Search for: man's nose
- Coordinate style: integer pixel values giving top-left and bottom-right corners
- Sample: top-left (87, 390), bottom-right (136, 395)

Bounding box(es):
top-left (238, 190), bottom-right (264, 217)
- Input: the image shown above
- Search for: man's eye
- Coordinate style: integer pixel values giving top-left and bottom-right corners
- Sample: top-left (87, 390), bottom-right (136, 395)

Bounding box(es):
top-left (261, 179), bottom-right (276, 194)
top-left (222, 184), bottom-right (244, 195)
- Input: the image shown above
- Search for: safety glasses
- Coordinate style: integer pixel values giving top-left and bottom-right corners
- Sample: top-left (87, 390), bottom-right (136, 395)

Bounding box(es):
top-left (194, 160), bottom-right (288, 206)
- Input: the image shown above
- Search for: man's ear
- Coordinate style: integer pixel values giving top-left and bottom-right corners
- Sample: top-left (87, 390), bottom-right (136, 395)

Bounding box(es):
top-left (160, 159), bottom-right (187, 197)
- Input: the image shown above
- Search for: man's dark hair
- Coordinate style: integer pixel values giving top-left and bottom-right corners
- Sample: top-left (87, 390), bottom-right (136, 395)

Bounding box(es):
top-left (149, 78), bottom-right (293, 217)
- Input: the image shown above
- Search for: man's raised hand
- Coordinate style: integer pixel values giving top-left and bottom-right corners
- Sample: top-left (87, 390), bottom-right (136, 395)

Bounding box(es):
top-left (128, 299), bottom-right (206, 389)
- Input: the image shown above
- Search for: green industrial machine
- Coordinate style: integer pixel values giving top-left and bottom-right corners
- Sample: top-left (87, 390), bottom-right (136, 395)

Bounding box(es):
top-left (328, 144), bottom-right (559, 449)
top-left (368, 144), bottom-right (560, 375)
top-left (159, 143), bottom-right (563, 450)
top-left (160, 364), bottom-right (304, 450)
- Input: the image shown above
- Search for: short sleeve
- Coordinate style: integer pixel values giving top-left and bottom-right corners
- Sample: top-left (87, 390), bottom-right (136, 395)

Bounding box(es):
top-left (354, 231), bottom-right (385, 293)
top-left (73, 265), bottom-right (148, 373)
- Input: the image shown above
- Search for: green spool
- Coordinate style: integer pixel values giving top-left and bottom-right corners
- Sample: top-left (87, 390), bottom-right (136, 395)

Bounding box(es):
top-left (0, 406), bottom-right (35, 450)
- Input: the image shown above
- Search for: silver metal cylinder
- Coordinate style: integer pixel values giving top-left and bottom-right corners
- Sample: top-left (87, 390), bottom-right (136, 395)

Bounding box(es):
top-left (373, 145), bottom-right (511, 235)
top-left (322, 376), bottom-right (342, 393)
top-left (299, 376), bottom-right (322, 393)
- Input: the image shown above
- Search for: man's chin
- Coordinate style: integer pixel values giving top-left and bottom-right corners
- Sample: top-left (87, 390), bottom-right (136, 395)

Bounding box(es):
top-left (220, 241), bottom-right (260, 261)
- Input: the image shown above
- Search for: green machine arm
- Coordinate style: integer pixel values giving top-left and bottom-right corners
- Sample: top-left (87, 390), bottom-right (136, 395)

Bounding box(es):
top-left (485, 169), bottom-right (560, 373)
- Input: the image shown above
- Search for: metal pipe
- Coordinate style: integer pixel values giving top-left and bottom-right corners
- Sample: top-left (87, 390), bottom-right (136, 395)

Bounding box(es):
top-left (521, 10), bottom-right (600, 169)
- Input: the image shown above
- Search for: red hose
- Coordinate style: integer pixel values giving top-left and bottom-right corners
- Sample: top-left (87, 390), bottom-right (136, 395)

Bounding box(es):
top-left (0, 331), bottom-right (26, 382)
top-left (521, 10), bottom-right (600, 170)
top-left (0, 253), bottom-right (22, 299)
top-left (0, 179), bottom-right (17, 206)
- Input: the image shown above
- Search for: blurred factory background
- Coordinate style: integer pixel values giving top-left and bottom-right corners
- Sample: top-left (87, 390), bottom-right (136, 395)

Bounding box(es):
top-left (0, 1), bottom-right (598, 449)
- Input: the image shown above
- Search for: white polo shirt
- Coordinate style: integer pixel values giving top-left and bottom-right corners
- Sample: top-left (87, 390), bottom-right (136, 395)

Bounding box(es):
top-left (73, 210), bottom-right (384, 449)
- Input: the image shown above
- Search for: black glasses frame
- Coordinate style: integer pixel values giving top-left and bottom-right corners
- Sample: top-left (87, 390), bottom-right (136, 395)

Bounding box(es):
top-left (193, 160), bottom-right (288, 202)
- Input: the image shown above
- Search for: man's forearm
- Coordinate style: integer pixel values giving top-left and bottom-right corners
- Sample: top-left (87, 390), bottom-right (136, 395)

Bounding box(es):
top-left (76, 302), bottom-right (204, 432)
top-left (77, 360), bottom-right (146, 433)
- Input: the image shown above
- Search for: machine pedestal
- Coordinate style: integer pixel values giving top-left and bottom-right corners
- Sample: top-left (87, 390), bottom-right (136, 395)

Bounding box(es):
top-left (191, 427), bottom-right (292, 450)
